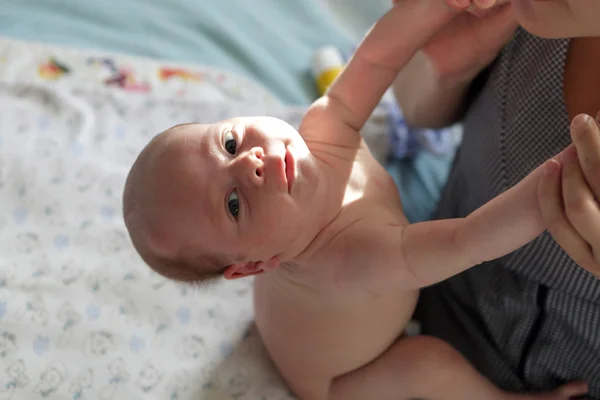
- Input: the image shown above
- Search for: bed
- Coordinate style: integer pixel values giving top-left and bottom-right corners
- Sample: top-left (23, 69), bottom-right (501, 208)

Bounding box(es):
top-left (0, 1), bottom-right (455, 399)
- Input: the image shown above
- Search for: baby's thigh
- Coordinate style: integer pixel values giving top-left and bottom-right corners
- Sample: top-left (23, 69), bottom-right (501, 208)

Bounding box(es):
top-left (397, 335), bottom-right (464, 372)
top-left (329, 336), bottom-right (466, 400)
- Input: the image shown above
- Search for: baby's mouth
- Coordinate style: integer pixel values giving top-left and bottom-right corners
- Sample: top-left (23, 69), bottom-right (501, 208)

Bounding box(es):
top-left (284, 147), bottom-right (295, 193)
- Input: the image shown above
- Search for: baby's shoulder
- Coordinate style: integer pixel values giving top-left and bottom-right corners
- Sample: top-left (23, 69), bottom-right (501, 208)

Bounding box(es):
top-left (354, 148), bottom-right (404, 209)
top-left (302, 209), bottom-right (407, 295)
top-left (316, 202), bottom-right (405, 258)
top-left (300, 99), bottom-right (362, 150)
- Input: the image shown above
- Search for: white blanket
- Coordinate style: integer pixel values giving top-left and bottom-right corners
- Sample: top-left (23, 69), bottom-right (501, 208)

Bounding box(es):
top-left (0, 37), bottom-right (390, 400)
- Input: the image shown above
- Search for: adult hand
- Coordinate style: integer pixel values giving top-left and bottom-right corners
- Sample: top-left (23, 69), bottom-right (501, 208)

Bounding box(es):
top-left (392, 0), bottom-right (518, 83)
top-left (539, 113), bottom-right (600, 277)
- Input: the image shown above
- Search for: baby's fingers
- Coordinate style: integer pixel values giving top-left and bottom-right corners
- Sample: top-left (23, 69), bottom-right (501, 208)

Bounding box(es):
top-left (538, 157), bottom-right (598, 274)
top-left (446, 0), bottom-right (498, 11)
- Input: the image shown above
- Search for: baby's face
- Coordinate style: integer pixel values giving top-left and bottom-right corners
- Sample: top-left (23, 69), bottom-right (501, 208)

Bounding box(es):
top-left (151, 116), bottom-right (321, 269)
top-left (511, 0), bottom-right (600, 38)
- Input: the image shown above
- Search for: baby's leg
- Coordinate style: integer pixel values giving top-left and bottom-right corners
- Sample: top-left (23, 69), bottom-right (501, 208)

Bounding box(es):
top-left (329, 335), bottom-right (587, 400)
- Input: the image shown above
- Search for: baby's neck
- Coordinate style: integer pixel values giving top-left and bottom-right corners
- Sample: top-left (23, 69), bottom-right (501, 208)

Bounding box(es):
top-left (277, 149), bottom-right (350, 261)
top-left (291, 173), bottom-right (345, 257)
top-left (276, 152), bottom-right (367, 288)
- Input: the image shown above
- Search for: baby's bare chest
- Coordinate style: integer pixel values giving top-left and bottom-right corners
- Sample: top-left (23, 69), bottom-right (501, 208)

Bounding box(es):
top-left (254, 273), bottom-right (418, 381)
top-left (343, 147), bottom-right (402, 209)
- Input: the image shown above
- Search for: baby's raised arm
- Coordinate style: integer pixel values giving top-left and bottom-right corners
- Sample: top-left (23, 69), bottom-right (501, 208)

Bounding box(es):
top-left (321, 0), bottom-right (457, 134)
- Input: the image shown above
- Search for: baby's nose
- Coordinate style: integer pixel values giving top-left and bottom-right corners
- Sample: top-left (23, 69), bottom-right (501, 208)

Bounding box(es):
top-left (240, 147), bottom-right (264, 186)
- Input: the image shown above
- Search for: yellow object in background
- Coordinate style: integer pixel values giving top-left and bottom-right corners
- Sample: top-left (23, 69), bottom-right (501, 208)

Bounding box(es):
top-left (312, 46), bottom-right (345, 96)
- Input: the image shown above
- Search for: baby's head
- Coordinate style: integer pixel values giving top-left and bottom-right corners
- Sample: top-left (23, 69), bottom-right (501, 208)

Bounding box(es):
top-left (123, 117), bottom-right (323, 284)
top-left (510, 0), bottom-right (600, 38)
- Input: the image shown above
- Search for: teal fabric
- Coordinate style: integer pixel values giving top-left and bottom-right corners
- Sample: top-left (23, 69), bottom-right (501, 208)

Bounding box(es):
top-left (386, 153), bottom-right (453, 223)
top-left (0, 0), bottom-right (453, 223)
top-left (0, 0), bottom-right (354, 105)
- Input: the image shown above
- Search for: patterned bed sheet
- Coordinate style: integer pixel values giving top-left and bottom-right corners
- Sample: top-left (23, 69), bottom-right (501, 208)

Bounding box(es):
top-left (0, 36), bottom-right (393, 400)
top-left (0, 36), bottom-right (302, 400)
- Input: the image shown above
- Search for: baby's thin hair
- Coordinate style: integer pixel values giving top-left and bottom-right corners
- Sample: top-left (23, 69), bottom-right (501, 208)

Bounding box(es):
top-left (150, 251), bottom-right (228, 286)
top-left (123, 126), bottom-right (233, 287)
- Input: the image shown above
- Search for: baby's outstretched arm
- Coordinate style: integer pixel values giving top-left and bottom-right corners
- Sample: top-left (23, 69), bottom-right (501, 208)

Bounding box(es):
top-left (401, 157), bottom-right (550, 286)
top-left (343, 147), bottom-right (570, 292)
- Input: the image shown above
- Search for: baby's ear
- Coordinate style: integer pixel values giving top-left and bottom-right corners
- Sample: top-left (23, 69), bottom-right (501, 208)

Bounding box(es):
top-left (223, 257), bottom-right (280, 280)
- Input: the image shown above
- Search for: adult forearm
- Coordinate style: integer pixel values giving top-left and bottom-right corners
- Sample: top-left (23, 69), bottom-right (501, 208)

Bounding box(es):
top-left (392, 51), bottom-right (472, 129)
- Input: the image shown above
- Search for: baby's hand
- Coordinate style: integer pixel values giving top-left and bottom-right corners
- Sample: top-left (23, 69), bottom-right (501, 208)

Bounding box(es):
top-left (396, 0), bottom-right (506, 12)
top-left (538, 113), bottom-right (600, 277)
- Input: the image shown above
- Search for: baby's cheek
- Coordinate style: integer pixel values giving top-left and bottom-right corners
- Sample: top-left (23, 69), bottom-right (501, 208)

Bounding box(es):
top-left (260, 213), bottom-right (285, 235)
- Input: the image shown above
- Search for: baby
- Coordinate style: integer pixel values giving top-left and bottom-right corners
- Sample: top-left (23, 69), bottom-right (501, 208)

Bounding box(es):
top-left (123, 0), bottom-right (589, 399)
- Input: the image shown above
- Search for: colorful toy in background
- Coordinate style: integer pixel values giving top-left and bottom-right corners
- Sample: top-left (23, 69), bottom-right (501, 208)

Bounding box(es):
top-left (38, 58), bottom-right (70, 80)
top-left (384, 98), bottom-right (457, 159)
top-left (311, 46), bottom-right (457, 159)
top-left (158, 67), bottom-right (204, 82)
top-left (87, 57), bottom-right (150, 93)
top-left (311, 46), bottom-right (345, 96)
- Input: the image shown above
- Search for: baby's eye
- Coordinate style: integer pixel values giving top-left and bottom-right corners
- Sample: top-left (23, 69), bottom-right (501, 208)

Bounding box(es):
top-left (223, 131), bottom-right (237, 155)
top-left (227, 190), bottom-right (240, 218)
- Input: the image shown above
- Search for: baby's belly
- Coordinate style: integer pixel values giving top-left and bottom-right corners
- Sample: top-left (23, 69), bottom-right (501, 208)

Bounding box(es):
top-left (254, 274), bottom-right (418, 390)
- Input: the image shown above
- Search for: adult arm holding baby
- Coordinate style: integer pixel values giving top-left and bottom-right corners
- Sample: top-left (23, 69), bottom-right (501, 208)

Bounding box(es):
top-left (391, 0), bottom-right (517, 128)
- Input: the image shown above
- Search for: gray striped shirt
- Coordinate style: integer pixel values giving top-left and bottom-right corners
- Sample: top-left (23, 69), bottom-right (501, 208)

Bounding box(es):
top-left (415, 28), bottom-right (600, 398)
